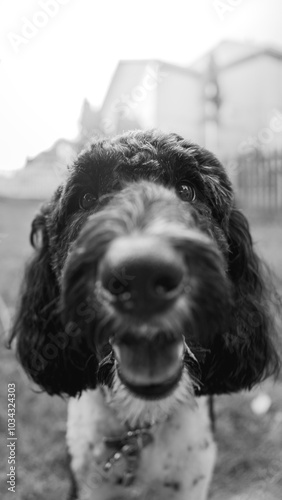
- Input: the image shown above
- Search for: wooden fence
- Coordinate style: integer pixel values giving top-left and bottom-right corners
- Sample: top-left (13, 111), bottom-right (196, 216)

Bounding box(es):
top-left (230, 151), bottom-right (282, 211)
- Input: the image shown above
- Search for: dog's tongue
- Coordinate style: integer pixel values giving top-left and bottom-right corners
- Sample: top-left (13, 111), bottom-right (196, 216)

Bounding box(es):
top-left (111, 336), bottom-right (184, 394)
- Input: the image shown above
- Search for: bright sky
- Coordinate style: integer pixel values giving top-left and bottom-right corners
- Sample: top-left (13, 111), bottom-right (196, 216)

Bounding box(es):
top-left (1, 0), bottom-right (282, 172)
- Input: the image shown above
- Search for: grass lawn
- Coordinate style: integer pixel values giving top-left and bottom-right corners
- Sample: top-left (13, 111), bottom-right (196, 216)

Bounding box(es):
top-left (0, 197), bottom-right (281, 499)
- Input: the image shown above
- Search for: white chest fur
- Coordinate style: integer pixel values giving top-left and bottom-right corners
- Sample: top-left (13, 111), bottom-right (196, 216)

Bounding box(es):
top-left (67, 390), bottom-right (216, 500)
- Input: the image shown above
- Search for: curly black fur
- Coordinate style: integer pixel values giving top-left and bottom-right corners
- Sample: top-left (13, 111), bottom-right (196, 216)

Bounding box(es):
top-left (9, 129), bottom-right (280, 397)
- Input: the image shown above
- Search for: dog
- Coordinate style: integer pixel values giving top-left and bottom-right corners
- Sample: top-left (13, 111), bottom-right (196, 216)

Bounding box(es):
top-left (10, 130), bottom-right (280, 500)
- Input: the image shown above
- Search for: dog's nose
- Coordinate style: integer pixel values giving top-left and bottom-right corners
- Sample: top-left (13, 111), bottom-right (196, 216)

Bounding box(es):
top-left (98, 237), bottom-right (185, 314)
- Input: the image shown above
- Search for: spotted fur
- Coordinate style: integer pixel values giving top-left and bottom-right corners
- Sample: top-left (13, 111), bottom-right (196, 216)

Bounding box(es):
top-left (67, 391), bottom-right (216, 500)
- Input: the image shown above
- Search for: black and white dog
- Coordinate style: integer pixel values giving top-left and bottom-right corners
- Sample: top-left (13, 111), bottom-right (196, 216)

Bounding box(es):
top-left (10, 130), bottom-right (279, 500)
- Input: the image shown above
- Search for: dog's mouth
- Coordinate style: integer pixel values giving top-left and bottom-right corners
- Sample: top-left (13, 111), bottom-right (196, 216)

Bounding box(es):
top-left (117, 364), bottom-right (183, 400)
top-left (110, 332), bottom-right (186, 400)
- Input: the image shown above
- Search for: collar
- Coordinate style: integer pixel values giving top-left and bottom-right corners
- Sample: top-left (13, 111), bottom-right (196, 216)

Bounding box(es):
top-left (102, 426), bottom-right (154, 485)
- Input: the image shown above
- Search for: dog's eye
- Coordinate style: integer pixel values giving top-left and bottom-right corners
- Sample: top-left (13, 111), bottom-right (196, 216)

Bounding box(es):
top-left (177, 183), bottom-right (196, 202)
top-left (79, 192), bottom-right (97, 210)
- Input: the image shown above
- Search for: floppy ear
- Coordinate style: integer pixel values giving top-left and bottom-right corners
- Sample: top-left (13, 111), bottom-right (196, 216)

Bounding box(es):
top-left (9, 194), bottom-right (98, 397)
top-left (201, 207), bottom-right (280, 395)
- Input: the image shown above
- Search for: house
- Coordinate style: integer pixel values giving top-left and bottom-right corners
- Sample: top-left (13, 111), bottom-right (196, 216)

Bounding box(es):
top-left (100, 41), bottom-right (282, 160)
top-left (0, 139), bottom-right (77, 199)
top-left (100, 60), bottom-right (204, 145)
top-left (3, 40), bottom-right (282, 202)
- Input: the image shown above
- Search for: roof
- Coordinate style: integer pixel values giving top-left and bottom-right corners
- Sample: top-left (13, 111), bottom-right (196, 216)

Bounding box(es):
top-left (223, 46), bottom-right (282, 70)
top-left (190, 40), bottom-right (282, 72)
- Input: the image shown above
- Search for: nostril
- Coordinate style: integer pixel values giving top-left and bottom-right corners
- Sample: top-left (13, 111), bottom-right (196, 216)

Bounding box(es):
top-left (105, 275), bottom-right (128, 296)
top-left (100, 269), bottom-right (133, 302)
top-left (153, 273), bottom-right (183, 298)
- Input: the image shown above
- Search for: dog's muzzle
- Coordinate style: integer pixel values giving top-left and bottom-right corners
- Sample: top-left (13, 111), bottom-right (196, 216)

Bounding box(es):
top-left (98, 236), bottom-right (185, 315)
top-left (62, 182), bottom-right (231, 401)
top-left (97, 236), bottom-right (187, 398)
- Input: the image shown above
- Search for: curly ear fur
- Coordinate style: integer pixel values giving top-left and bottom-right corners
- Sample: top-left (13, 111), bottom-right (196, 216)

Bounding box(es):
top-left (202, 207), bottom-right (280, 394)
top-left (9, 199), bottom-right (98, 397)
